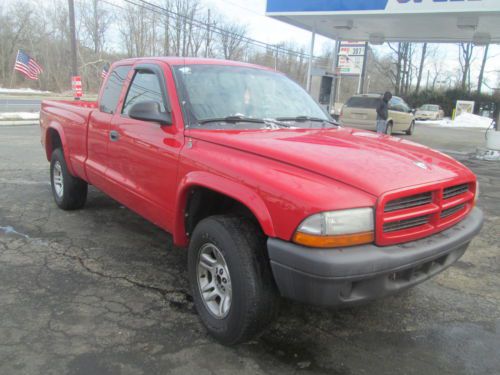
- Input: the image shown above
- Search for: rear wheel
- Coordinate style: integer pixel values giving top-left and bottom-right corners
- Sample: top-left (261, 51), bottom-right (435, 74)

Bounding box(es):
top-left (406, 121), bottom-right (415, 135)
top-left (50, 148), bottom-right (87, 210)
top-left (188, 215), bottom-right (279, 345)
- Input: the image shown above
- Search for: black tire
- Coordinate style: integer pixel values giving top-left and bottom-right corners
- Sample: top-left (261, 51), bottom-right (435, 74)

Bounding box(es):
top-left (50, 148), bottom-right (87, 210)
top-left (406, 121), bottom-right (415, 135)
top-left (386, 122), bottom-right (393, 135)
top-left (188, 215), bottom-right (279, 345)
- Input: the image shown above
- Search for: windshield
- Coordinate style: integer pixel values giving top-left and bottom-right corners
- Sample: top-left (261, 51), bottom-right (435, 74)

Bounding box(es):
top-left (173, 64), bottom-right (331, 128)
top-left (420, 104), bottom-right (439, 111)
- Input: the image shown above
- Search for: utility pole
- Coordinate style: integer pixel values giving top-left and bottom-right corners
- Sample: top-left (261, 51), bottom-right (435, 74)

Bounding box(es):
top-left (205, 9), bottom-right (211, 58)
top-left (68, 0), bottom-right (78, 77)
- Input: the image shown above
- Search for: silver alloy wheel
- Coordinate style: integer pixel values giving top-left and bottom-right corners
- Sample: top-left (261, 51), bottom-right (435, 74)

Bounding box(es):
top-left (53, 161), bottom-right (64, 198)
top-left (197, 243), bottom-right (232, 319)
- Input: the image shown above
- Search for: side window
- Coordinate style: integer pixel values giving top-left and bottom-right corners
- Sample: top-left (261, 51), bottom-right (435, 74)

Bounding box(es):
top-left (390, 98), bottom-right (404, 112)
top-left (100, 65), bottom-right (131, 114)
top-left (122, 70), bottom-right (166, 115)
top-left (401, 100), bottom-right (410, 113)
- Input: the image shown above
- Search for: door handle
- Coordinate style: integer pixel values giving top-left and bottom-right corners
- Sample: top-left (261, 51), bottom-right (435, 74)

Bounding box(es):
top-left (109, 130), bottom-right (120, 142)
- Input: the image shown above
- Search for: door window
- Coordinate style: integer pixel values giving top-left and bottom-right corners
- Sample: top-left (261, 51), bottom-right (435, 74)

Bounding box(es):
top-left (122, 70), bottom-right (166, 115)
top-left (389, 98), bottom-right (405, 112)
top-left (100, 65), bottom-right (131, 114)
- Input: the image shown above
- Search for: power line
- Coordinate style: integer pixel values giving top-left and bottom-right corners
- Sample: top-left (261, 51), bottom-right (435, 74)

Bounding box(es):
top-left (105, 0), bottom-right (320, 60)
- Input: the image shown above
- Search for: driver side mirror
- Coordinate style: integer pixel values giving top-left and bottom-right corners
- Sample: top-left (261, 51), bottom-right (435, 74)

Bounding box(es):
top-left (128, 101), bottom-right (172, 125)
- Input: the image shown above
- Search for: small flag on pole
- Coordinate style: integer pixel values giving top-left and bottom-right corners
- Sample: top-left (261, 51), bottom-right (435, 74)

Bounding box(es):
top-left (14, 50), bottom-right (43, 80)
top-left (101, 63), bottom-right (110, 79)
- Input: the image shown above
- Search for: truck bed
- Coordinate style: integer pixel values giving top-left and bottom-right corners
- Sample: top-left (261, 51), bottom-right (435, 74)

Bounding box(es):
top-left (40, 99), bottom-right (98, 180)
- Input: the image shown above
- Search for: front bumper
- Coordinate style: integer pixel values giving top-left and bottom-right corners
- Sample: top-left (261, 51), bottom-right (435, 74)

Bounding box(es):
top-left (267, 208), bottom-right (483, 307)
top-left (416, 115), bottom-right (437, 120)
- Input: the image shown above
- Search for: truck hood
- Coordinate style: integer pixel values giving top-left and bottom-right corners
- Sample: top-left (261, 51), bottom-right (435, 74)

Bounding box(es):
top-left (186, 127), bottom-right (473, 196)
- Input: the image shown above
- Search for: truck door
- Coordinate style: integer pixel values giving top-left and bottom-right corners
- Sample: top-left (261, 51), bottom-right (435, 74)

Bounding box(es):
top-left (86, 65), bottom-right (131, 189)
top-left (106, 63), bottom-right (184, 231)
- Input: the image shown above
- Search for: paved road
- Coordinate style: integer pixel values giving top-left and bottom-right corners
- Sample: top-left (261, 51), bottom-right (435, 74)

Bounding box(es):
top-left (0, 98), bottom-right (41, 113)
top-left (0, 125), bottom-right (499, 375)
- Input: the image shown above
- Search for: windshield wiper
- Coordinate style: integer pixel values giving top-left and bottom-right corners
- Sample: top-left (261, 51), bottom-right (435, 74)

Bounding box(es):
top-left (199, 115), bottom-right (266, 125)
top-left (275, 116), bottom-right (339, 126)
top-left (198, 115), bottom-right (291, 128)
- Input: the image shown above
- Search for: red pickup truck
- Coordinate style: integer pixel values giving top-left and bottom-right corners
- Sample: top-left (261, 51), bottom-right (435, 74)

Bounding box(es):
top-left (40, 57), bottom-right (483, 344)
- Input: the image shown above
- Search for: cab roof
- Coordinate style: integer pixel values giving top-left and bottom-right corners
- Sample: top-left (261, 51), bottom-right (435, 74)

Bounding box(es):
top-left (113, 57), bottom-right (274, 71)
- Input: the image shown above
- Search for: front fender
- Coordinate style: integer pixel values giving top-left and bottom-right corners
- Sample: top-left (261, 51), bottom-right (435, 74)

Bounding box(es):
top-left (173, 171), bottom-right (275, 247)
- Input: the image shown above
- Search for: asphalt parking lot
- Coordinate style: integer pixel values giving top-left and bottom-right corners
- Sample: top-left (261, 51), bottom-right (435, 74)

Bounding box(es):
top-left (1, 123), bottom-right (499, 375)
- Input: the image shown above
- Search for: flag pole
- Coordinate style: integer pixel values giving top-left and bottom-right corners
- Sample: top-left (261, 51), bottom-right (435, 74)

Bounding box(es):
top-left (10, 50), bottom-right (19, 89)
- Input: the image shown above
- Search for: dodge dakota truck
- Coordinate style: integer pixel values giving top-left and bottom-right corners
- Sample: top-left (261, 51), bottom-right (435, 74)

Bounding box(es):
top-left (40, 57), bottom-right (484, 345)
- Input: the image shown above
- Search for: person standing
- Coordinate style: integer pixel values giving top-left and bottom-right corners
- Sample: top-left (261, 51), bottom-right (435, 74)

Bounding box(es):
top-left (376, 91), bottom-right (392, 134)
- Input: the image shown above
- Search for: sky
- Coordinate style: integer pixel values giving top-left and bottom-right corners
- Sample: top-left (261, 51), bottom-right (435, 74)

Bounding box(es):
top-left (202, 0), bottom-right (500, 90)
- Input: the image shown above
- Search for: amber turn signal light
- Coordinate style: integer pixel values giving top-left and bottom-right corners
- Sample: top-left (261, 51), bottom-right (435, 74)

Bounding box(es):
top-left (293, 231), bottom-right (375, 249)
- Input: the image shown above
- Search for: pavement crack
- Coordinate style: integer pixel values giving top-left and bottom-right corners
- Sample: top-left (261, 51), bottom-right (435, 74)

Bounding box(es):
top-left (59, 249), bottom-right (194, 313)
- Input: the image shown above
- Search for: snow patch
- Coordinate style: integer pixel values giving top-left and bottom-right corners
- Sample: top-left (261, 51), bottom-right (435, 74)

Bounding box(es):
top-left (0, 226), bottom-right (30, 239)
top-left (476, 149), bottom-right (500, 161)
top-left (417, 113), bottom-right (494, 129)
top-left (0, 87), bottom-right (51, 94)
top-left (0, 112), bottom-right (39, 120)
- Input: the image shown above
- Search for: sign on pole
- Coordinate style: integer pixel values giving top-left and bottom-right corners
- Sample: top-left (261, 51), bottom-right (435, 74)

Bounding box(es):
top-left (71, 76), bottom-right (83, 99)
top-left (338, 41), bottom-right (365, 76)
top-left (455, 100), bottom-right (475, 118)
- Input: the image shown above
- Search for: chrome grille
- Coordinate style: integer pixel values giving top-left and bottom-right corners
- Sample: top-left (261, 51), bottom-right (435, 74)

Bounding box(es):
top-left (443, 184), bottom-right (469, 200)
top-left (383, 215), bottom-right (430, 233)
top-left (384, 192), bottom-right (433, 212)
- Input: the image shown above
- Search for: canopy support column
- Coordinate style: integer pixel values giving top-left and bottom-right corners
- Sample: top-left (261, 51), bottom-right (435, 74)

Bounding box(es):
top-left (306, 29), bottom-right (316, 93)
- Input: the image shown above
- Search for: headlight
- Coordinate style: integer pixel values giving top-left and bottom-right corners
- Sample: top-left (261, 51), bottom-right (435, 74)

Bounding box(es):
top-left (293, 208), bottom-right (375, 248)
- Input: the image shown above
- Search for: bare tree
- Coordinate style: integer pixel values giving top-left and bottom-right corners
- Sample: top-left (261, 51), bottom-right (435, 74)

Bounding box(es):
top-left (459, 42), bottom-right (474, 92)
top-left (120, 4), bottom-right (151, 57)
top-left (79, 0), bottom-right (112, 54)
top-left (477, 44), bottom-right (489, 95)
top-left (415, 43), bottom-right (427, 94)
top-left (387, 42), bottom-right (416, 95)
top-left (217, 21), bottom-right (248, 60)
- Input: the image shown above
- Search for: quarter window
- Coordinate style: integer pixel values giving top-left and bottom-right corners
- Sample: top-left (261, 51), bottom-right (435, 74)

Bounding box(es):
top-left (100, 65), bottom-right (131, 114)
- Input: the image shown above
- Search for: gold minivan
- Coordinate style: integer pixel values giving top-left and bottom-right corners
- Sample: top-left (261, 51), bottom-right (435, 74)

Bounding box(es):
top-left (340, 94), bottom-right (415, 135)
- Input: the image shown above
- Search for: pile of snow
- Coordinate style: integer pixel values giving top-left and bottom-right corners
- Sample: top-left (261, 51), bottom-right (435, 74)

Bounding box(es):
top-left (0, 112), bottom-right (39, 120)
top-left (0, 87), bottom-right (51, 95)
top-left (452, 113), bottom-right (494, 129)
top-left (417, 113), bottom-right (494, 129)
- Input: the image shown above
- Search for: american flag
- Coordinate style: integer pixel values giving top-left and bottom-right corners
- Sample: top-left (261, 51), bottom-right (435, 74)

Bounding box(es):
top-left (101, 63), bottom-right (110, 79)
top-left (14, 50), bottom-right (43, 80)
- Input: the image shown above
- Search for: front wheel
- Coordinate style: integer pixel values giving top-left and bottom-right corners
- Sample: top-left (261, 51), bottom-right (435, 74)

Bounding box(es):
top-left (406, 121), bottom-right (415, 135)
top-left (188, 216), bottom-right (279, 345)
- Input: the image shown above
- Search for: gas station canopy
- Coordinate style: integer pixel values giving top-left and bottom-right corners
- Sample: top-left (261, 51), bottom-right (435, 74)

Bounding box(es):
top-left (266, 0), bottom-right (500, 43)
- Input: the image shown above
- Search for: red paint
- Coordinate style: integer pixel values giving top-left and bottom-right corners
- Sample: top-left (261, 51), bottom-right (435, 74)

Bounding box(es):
top-left (40, 57), bottom-right (477, 248)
